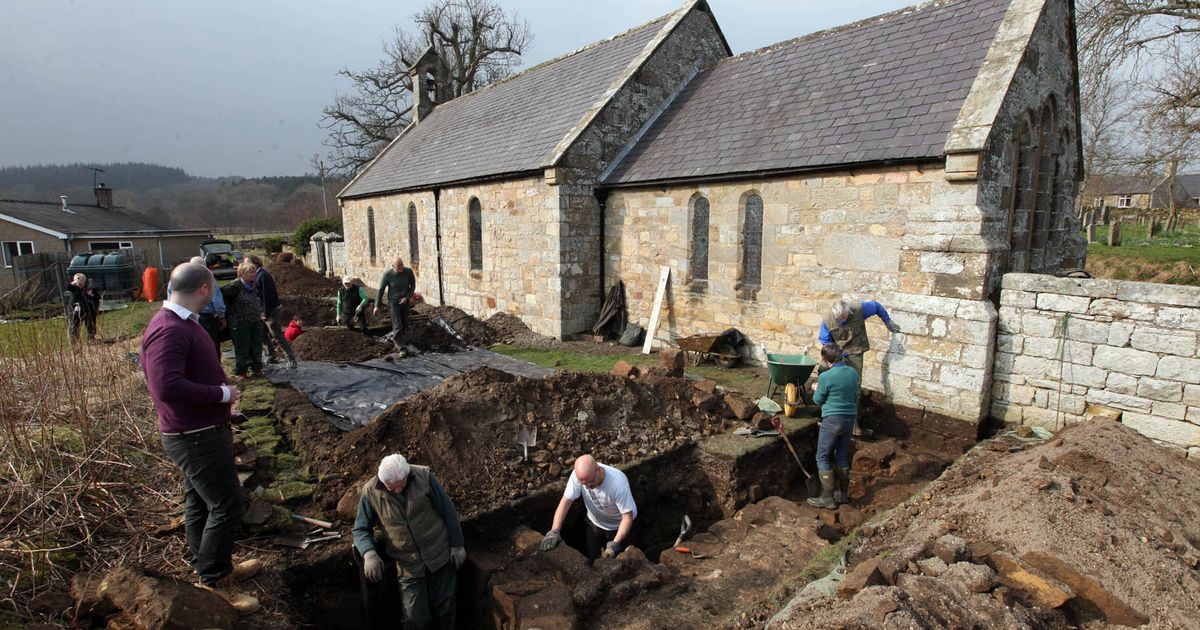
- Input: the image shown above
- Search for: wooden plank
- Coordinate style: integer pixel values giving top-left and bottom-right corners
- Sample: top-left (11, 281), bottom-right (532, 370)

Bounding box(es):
top-left (642, 266), bottom-right (670, 354)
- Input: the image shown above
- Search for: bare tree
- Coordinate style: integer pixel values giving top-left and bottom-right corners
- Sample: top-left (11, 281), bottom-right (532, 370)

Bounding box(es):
top-left (320, 0), bottom-right (532, 175)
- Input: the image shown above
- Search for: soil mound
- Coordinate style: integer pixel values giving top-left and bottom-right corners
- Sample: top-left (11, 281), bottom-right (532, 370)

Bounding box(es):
top-left (266, 262), bottom-right (340, 299)
top-left (413, 304), bottom-right (498, 346)
top-left (773, 420), bottom-right (1200, 628)
top-left (291, 328), bottom-right (391, 363)
top-left (277, 296), bottom-right (337, 327)
top-left (404, 317), bottom-right (463, 352)
top-left (313, 368), bottom-right (732, 518)
top-left (485, 312), bottom-right (538, 343)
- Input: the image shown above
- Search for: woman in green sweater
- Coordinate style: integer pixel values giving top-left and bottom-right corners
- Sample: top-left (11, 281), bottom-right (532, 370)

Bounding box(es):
top-left (808, 343), bottom-right (860, 509)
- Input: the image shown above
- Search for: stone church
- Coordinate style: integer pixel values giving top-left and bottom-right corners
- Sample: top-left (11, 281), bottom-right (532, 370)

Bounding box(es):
top-left (338, 0), bottom-right (1084, 423)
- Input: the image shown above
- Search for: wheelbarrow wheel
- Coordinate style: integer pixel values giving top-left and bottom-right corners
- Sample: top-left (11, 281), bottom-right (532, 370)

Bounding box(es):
top-left (784, 383), bottom-right (801, 418)
top-left (715, 342), bottom-right (740, 368)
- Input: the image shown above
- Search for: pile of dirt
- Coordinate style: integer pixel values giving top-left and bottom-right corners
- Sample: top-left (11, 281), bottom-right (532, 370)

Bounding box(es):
top-left (484, 312), bottom-right (538, 344)
top-left (413, 303), bottom-right (499, 346)
top-left (771, 420), bottom-right (1200, 628)
top-left (291, 328), bottom-right (391, 363)
top-left (266, 262), bottom-right (340, 299)
top-left (404, 317), bottom-right (464, 352)
top-left (276, 296), bottom-right (338, 327)
top-left (309, 368), bottom-right (734, 519)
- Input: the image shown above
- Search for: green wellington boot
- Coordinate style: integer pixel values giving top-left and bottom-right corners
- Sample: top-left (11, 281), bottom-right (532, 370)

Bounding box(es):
top-left (834, 467), bottom-right (851, 505)
top-left (807, 471), bottom-right (837, 510)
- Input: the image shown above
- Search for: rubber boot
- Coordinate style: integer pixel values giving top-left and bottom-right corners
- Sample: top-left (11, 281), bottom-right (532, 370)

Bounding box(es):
top-left (807, 471), bottom-right (837, 509)
top-left (834, 468), bottom-right (851, 505)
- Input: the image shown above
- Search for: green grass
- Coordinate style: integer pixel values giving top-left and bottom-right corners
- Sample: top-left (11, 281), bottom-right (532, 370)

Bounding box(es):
top-left (1085, 224), bottom-right (1200, 263)
top-left (490, 343), bottom-right (770, 396)
top-left (0, 300), bottom-right (160, 358)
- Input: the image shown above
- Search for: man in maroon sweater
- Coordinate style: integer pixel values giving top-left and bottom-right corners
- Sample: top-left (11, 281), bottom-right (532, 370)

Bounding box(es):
top-left (142, 262), bottom-right (261, 615)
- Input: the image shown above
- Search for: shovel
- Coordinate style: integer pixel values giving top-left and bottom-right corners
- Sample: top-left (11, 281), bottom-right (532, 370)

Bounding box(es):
top-left (672, 514), bottom-right (693, 548)
top-left (515, 423), bottom-right (537, 462)
top-left (771, 415), bottom-right (819, 496)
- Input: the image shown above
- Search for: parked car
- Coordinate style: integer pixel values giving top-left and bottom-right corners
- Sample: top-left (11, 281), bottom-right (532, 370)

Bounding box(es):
top-left (200, 239), bottom-right (238, 280)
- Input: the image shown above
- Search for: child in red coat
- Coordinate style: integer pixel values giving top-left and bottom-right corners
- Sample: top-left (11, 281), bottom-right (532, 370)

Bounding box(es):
top-left (284, 316), bottom-right (304, 343)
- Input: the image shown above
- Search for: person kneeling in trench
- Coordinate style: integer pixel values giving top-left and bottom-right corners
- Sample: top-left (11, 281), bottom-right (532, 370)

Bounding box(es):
top-left (353, 454), bottom-right (466, 629)
top-left (540, 455), bottom-right (638, 561)
top-left (808, 343), bottom-right (860, 509)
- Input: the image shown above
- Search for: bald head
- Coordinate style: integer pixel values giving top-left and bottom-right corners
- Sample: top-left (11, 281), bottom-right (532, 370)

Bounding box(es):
top-left (392, 257), bottom-right (405, 272)
top-left (189, 256), bottom-right (205, 265)
top-left (171, 262), bottom-right (213, 295)
top-left (573, 454), bottom-right (604, 489)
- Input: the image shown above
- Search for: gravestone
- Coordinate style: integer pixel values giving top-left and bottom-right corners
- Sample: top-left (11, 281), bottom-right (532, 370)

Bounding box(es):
top-left (1086, 224), bottom-right (1096, 243)
top-left (1107, 221), bottom-right (1121, 246)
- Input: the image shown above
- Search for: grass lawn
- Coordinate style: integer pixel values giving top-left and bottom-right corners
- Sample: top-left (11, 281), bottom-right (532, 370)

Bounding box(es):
top-left (1084, 224), bottom-right (1200, 285)
top-left (0, 300), bottom-right (159, 358)
top-left (491, 343), bottom-right (769, 397)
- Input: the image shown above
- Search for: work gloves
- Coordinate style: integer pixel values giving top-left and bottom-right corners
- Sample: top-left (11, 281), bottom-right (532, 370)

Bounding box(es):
top-left (602, 541), bottom-right (622, 559)
top-left (885, 320), bottom-right (901, 334)
top-left (336, 315), bottom-right (343, 325)
top-left (540, 529), bottom-right (562, 551)
top-left (451, 546), bottom-right (467, 569)
top-left (362, 550), bottom-right (384, 583)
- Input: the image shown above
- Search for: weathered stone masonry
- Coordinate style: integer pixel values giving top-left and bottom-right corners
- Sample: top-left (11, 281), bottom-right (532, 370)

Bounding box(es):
top-left (993, 273), bottom-right (1200, 461)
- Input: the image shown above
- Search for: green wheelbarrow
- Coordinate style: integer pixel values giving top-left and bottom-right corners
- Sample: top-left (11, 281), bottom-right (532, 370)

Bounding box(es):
top-left (764, 353), bottom-right (818, 416)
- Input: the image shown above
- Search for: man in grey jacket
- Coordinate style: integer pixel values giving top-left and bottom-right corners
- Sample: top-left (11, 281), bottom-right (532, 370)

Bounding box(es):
top-left (373, 257), bottom-right (416, 342)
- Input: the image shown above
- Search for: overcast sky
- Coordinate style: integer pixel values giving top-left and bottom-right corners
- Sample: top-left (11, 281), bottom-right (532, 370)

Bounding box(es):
top-left (1, 0), bottom-right (915, 178)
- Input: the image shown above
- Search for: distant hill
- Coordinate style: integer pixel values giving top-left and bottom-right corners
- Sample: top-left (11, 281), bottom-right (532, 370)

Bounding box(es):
top-left (0, 162), bottom-right (344, 232)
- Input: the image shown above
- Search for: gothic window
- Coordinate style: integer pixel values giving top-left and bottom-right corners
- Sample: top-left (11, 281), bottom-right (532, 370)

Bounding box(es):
top-left (367, 206), bottom-right (377, 264)
top-left (469, 197), bottom-right (483, 271)
top-left (740, 193), bottom-right (763, 288)
top-left (408, 202), bottom-right (419, 267)
top-left (690, 196), bottom-right (710, 283)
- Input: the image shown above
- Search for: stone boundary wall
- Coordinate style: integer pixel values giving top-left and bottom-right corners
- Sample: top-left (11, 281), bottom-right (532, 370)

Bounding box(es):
top-left (992, 273), bottom-right (1200, 460)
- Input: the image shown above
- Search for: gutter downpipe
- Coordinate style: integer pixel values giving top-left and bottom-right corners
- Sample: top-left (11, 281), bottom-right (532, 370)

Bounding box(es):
top-left (433, 188), bottom-right (445, 306)
top-left (595, 188), bottom-right (608, 301)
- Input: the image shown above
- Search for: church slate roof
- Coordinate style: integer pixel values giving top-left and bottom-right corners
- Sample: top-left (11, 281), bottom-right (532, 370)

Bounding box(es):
top-left (339, 15), bottom-right (672, 198)
top-left (605, 0), bottom-right (1010, 185)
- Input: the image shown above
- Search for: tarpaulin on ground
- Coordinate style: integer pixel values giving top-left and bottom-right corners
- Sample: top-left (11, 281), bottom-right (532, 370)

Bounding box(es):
top-left (263, 349), bottom-right (555, 430)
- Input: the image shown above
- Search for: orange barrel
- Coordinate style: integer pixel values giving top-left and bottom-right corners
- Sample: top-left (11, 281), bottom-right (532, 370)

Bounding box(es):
top-left (142, 267), bottom-right (160, 302)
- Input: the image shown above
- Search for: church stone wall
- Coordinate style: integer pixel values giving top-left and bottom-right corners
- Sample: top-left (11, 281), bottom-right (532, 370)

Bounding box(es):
top-left (605, 162), bottom-right (997, 422)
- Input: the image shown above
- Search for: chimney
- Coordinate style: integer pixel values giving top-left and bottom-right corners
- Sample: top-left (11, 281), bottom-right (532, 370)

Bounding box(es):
top-left (407, 46), bottom-right (448, 124)
top-left (61, 195), bottom-right (69, 212)
top-left (95, 183), bottom-right (114, 209)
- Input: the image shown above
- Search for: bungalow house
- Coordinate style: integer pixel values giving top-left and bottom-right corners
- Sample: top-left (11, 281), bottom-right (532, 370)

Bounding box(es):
top-left (0, 184), bottom-right (210, 290)
top-left (338, 0), bottom-right (1085, 424)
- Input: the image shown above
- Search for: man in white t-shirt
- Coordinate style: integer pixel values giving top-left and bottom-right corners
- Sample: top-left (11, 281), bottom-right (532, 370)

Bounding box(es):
top-left (539, 454), bottom-right (637, 560)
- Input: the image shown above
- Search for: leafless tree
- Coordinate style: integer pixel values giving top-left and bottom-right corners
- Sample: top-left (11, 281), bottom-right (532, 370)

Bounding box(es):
top-left (320, 0), bottom-right (532, 175)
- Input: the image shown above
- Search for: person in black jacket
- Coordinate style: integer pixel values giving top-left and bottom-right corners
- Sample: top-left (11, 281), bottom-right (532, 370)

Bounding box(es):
top-left (248, 255), bottom-right (295, 369)
top-left (65, 273), bottom-right (101, 341)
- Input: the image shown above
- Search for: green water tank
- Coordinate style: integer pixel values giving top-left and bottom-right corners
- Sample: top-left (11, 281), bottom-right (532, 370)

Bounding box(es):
top-left (66, 252), bottom-right (136, 294)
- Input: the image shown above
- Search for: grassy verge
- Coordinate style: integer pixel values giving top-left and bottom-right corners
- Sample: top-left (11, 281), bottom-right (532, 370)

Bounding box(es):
top-left (490, 344), bottom-right (769, 396)
top-left (0, 301), bottom-right (159, 358)
top-left (1083, 225), bottom-right (1200, 285)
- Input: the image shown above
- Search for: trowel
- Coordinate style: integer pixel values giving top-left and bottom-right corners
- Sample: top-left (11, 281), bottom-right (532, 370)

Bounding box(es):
top-left (672, 514), bottom-right (693, 548)
top-left (515, 423), bottom-right (538, 462)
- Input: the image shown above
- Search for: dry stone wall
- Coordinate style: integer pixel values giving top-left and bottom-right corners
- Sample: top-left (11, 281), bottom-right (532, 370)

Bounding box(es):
top-left (992, 273), bottom-right (1200, 460)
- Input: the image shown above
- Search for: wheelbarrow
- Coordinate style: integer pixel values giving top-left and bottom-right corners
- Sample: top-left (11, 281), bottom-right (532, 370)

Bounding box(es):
top-left (676, 333), bottom-right (741, 367)
top-left (764, 352), bottom-right (818, 416)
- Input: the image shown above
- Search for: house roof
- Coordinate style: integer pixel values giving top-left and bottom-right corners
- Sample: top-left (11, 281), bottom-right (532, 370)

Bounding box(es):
top-left (339, 13), bottom-right (677, 198)
top-left (0, 198), bottom-right (199, 238)
top-left (605, 0), bottom-right (1010, 185)
top-left (1082, 175), bottom-right (1157, 197)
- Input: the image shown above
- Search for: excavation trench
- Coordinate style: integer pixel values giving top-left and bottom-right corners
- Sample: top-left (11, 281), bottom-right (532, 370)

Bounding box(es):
top-left (268, 371), bottom-right (974, 630)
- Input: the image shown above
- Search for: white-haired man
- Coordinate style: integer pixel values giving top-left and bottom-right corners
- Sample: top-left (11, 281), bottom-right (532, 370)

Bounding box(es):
top-left (353, 454), bottom-right (465, 630)
top-left (818, 298), bottom-right (900, 436)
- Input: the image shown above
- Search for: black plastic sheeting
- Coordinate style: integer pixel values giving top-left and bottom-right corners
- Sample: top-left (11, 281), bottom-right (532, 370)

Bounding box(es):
top-left (262, 349), bottom-right (554, 431)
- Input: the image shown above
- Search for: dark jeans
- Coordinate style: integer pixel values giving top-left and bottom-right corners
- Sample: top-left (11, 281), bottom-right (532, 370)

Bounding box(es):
top-left (160, 425), bottom-right (242, 585)
top-left (816, 414), bottom-right (855, 472)
top-left (264, 309), bottom-right (296, 362)
top-left (342, 309), bottom-right (369, 334)
top-left (398, 562), bottom-right (456, 630)
top-left (198, 313), bottom-right (223, 356)
top-left (389, 301), bottom-right (411, 339)
top-left (68, 311), bottom-right (97, 341)
top-left (231, 320), bottom-right (264, 375)
top-left (585, 520), bottom-right (636, 561)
